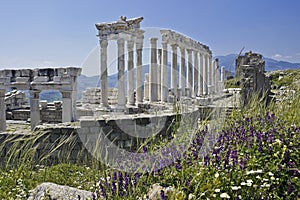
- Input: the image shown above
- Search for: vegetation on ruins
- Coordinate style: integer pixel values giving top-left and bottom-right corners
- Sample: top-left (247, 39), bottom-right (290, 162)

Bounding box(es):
top-left (0, 69), bottom-right (299, 199)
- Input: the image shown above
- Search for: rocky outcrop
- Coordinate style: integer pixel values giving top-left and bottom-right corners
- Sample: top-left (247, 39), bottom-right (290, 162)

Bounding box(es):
top-left (27, 182), bottom-right (95, 200)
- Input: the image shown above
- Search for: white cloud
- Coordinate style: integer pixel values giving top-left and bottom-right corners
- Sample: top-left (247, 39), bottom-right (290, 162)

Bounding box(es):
top-left (272, 54), bottom-right (282, 59)
top-left (296, 53), bottom-right (300, 56)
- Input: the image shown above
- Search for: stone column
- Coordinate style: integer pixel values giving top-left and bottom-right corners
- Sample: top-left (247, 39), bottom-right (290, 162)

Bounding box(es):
top-left (171, 44), bottom-right (178, 99)
top-left (157, 49), bottom-right (162, 101)
top-left (208, 55), bottom-right (214, 94)
top-left (62, 91), bottom-right (72, 123)
top-left (135, 30), bottom-right (144, 104)
top-left (221, 66), bottom-right (226, 82)
top-left (127, 40), bottom-right (135, 105)
top-left (99, 39), bottom-right (109, 109)
top-left (30, 90), bottom-right (40, 131)
top-left (161, 41), bottom-right (168, 102)
top-left (180, 47), bottom-right (186, 97)
top-left (193, 51), bottom-right (199, 97)
top-left (203, 54), bottom-right (208, 95)
top-left (214, 59), bottom-right (219, 93)
top-left (0, 90), bottom-right (6, 132)
top-left (149, 38), bottom-right (158, 102)
top-left (187, 49), bottom-right (193, 98)
top-left (117, 38), bottom-right (126, 111)
top-left (144, 73), bottom-right (149, 101)
top-left (198, 53), bottom-right (204, 96)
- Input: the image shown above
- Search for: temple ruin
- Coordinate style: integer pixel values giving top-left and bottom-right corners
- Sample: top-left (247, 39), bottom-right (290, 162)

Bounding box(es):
top-left (0, 16), bottom-right (229, 163)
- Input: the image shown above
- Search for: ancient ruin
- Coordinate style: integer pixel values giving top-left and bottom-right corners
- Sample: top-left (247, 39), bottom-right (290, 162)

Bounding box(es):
top-left (235, 51), bottom-right (271, 106)
top-left (0, 67), bottom-right (81, 131)
top-left (0, 16), bottom-right (228, 163)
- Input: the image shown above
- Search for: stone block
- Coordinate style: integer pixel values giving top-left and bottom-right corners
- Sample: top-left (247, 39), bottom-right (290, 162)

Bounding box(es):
top-left (20, 69), bottom-right (31, 77)
top-left (53, 76), bottom-right (61, 82)
top-left (16, 77), bottom-right (29, 83)
top-left (89, 126), bottom-right (100, 133)
top-left (33, 76), bottom-right (49, 82)
top-left (61, 76), bottom-right (73, 84)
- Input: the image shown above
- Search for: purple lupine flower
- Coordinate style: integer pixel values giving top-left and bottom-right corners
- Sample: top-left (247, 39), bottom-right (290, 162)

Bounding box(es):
top-left (133, 173), bottom-right (139, 186)
top-left (99, 182), bottom-right (106, 198)
top-left (258, 142), bottom-right (263, 153)
top-left (160, 190), bottom-right (167, 200)
top-left (111, 182), bottom-right (117, 194)
top-left (175, 162), bottom-right (182, 170)
top-left (186, 177), bottom-right (191, 187)
top-left (124, 173), bottom-right (130, 191)
top-left (204, 155), bottom-right (210, 166)
top-left (268, 146), bottom-right (273, 154)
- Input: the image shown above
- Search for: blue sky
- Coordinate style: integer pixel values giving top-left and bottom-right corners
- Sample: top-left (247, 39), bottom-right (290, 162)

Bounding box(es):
top-left (1, 0), bottom-right (300, 76)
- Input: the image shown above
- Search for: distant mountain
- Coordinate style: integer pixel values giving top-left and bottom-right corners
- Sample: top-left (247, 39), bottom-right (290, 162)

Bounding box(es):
top-left (216, 54), bottom-right (300, 74)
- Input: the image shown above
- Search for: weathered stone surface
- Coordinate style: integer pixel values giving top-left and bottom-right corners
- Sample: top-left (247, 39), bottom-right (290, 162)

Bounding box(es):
top-left (27, 182), bottom-right (95, 200)
top-left (235, 51), bottom-right (271, 106)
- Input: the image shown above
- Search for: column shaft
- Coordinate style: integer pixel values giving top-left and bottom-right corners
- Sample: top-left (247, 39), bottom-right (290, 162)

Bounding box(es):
top-left (135, 33), bottom-right (144, 104)
top-left (193, 51), bottom-right (199, 97)
top-left (198, 53), bottom-right (204, 95)
top-left (62, 91), bottom-right (72, 123)
top-left (149, 38), bottom-right (158, 102)
top-left (117, 39), bottom-right (126, 111)
top-left (187, 49), bottom-right (193, 98)
top-left (30, 90), bottom-right (40, 131)
top-left (161, 42), bottom-right (168, 102)
top-left (180, 47), bottom-right (186, 96)
top-left (0, 90), bottom-right (6, 132)
top-left (157, 49), bottom-right (162, 101)
top-left (171, 44), bottom-right (178, 99)
top-left (100, 39), bottom-right (109, 108)
top-left (127, 40), bottom-right (135, 105)
top-left (203, 54), bottom-right (208, 95)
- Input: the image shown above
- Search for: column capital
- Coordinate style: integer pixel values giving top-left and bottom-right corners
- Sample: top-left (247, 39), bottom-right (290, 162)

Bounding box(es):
top-left (171, 44), bottom-right (177, 51)
top-left (61, 91), bottom-right (72, 98)
top-left (117, 38), bottom-right (125, 45)
top-left (150, 37), bottom-right (158, 44)
top-left (187, 49), bottom-right (193, 54)
top-left (100, 39), bottom-right (108, 48)
top-left (180, 47), bottom-right (185, 53)
top-left (127, 40), bottom-right (134, 50)
top-left (29, 90), bottom-right (40, 98)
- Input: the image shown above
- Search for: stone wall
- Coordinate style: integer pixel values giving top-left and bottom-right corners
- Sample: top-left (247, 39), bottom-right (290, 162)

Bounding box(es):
top-left (235, 51), bottom-right (271, 106)
top-left (6, 101), bottom-right (63, 123)
top-left (82, 87), bottom-right (118, 105)
top-left (5, 90), bottom-right (27, 110)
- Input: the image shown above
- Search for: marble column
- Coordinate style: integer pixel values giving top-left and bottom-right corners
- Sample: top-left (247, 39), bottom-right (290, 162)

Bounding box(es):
top-left (203, 54), bottom-right (208, 95)
top-left (187, 49), bottom-right (193, 98)
top-left (221, 66), bottom-right (226, 82)
top-left (193, 51), bottom-right (199, 97)
top-left (135, 30), bottom-right (144, 104)
top-left (198, 53), bottom-right (204, 96)
top-left (161, 41), bottom-right (168, 102)
top-left (30, 90), bottom-right (40, 131)
top-left (62, 91), bottom-right (72, 123)
top-left (0, 90), bottom-right (6, 132)
top-left (117, 38), bottom-right (126, 111)
top-left (214, 59), bottom-right (219, 93)
top-left (144, 73), bottom-right (149, 101)
top-left (157, 49), bottom-right (162, 101)
top-left (99, 39), bottom-right (109, 109)
top-left (127, 40), bottom-right (135, 105)
top-left (180, 47), bottom-right (186, 97)
top-left (171, 44), bottom-right (178, 99)
top-left (149, 38), bottom-right (158, 102)
top-left (207, 55), bottom-right (212, 94)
